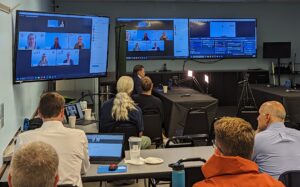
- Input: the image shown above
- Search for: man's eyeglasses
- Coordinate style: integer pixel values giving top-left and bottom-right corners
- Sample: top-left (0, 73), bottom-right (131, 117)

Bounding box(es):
top-left (212, 139), bottom-right (224, 154)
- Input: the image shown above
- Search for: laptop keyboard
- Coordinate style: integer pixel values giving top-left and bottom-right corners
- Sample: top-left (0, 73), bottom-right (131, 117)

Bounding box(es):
top-left (90, 160), bottom-right (121, 165)
top-left (76, 119), bottom-right (98, 126)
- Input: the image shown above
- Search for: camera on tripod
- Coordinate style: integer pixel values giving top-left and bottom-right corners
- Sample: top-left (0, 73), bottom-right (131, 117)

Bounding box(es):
top-left (236, 73), bottom-right (259, 129)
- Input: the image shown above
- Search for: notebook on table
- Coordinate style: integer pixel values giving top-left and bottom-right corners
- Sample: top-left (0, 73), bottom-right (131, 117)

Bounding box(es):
top-left (64, 102), bottom-right (98, 126)
top-left (86, 133), bottom-right (125, 164)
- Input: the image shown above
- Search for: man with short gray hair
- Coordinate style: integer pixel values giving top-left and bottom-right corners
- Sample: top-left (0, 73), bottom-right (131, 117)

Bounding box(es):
top-left (253, 101), bottom-right (300, 179)
top-left (8, 141), bottom-right (59, 187)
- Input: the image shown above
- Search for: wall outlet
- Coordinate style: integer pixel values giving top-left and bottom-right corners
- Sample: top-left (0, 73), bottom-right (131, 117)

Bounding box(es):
top-left (0, 103), bottom-right (4, 129)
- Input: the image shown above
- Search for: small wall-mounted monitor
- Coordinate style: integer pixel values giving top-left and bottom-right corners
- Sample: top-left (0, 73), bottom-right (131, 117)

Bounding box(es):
top-left (116, 18), bottom-right (189, 60)
top-left (263, 42), bottom-right (291, 58)
top-left (189, 18), bottom-right (257, 59)
top-left (14, 11), bottom-right (109, 83)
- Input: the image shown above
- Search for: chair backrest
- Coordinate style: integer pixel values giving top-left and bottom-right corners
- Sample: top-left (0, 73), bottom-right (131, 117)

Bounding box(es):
top-left (207, 117), bottom-right (220, 146)
top-left (183, 107), bottom-right (209, 137)
top-left (185, 166), bottom-right (205, 187)
top-left (111, 122), bottom-right (139, 150)
top-left (166, 136), bottom-right (195, 148)
top-left (283, 98), bottom-right (300, 124)
top-left (279, 170), bottom-right (300, 187)
top-left (143, 113), bottom-right (162, 140)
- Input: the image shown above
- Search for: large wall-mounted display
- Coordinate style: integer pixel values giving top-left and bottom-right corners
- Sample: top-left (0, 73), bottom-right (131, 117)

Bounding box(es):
top-left (116, 18), bottom-right (189, 60)
top-left (14, 11), bottom-right (109, 83)
top-left (189, 18), bottom-right (257, 59)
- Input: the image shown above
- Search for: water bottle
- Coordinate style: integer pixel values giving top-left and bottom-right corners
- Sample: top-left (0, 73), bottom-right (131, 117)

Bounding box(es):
top-left (23, 118), bottom-right (29, 131)
top-left (170, 163), bottom-right (185, 187)
top-left (168, 78), bottom-right (173, 90)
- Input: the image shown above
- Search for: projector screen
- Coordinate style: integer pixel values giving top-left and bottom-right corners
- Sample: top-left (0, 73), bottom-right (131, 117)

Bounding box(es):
top-left (189, 18), bottom-right (257, 59)
top-left (14, 11), bottom-right (109, 83)
top-left (116, 18), bottom-right (189, 60)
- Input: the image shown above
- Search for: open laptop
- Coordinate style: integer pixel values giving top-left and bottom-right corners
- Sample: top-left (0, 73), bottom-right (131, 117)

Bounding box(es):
top-left (64, 102), bottom-right (98, 126)
top-left (86, 133), bottom-right (125, 164)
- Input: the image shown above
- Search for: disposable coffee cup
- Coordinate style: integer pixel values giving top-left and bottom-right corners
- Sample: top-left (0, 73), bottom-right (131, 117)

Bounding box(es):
top-left (84, 108), bottom-right (92, 120)
top-left (68, 116), bottom-right (76, 128)
top-left (80, 101), bottom-right (88, 110)
top-left (128, 137), bottom-right (142, 162)
top-left (163, 85), bottom-right (168, 93)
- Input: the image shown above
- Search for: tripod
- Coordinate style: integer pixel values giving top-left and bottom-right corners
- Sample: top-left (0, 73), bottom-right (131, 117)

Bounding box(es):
top-left (237, 79), bottom-right (257, 114)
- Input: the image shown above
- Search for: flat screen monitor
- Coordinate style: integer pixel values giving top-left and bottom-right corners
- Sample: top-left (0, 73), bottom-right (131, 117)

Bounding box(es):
top-left (189, 18), bottom-right (257, 59)
top-left (116, 18), bottom-right (189, 60)
top-left (263, 42), bottom-right (291, 58)
top-left (14, 11), bottom-right (109, 83)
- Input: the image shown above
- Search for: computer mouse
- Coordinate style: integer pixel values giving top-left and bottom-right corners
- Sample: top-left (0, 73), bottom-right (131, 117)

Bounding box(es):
top-left (108, 164), bottom-right (118, 171)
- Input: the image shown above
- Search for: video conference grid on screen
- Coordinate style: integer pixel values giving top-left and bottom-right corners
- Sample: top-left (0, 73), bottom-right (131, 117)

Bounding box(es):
top-left (14, 11), bottom-right (109, 83)
top-left (117, 18), bottom-right (189, 60)
top-left (189, 18), bottom-right (257, 59)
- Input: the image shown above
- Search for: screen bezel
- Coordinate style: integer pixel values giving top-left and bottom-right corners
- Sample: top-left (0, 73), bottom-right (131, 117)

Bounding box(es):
top-left (13, 10), bottom-right (110, 84)
top-left (116, 17), bottom-right (189, 60)
top-left (188, 18), bottom-right (257, 59)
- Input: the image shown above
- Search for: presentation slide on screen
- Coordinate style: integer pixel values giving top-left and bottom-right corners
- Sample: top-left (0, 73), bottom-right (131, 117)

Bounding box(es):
top-left (189, 18), bottom-right (257, 59)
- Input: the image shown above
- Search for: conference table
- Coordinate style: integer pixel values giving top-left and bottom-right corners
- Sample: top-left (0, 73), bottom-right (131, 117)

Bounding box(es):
top-left (251, 84), bottom-right (300, 123)
top-left (0, 146), bottom-right (214, 185)
top-left (153, 87), bottom-right (218, 137)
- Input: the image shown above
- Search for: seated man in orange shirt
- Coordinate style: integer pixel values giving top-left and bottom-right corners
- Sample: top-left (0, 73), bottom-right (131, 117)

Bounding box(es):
top-left (193, 117), bottom-right (284, 187)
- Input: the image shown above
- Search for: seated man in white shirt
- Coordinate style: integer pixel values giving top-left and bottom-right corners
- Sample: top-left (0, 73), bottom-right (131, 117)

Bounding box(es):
top-left (15, 92), bottom-right (90, 187)
top-left (9, 141), bottom-right (59, 187)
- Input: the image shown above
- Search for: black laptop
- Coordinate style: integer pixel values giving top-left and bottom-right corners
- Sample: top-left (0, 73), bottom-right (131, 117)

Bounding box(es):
top-left (86, 133), bottom-right (125, 164)
top-left (64, 102), bottom-right (98, 126)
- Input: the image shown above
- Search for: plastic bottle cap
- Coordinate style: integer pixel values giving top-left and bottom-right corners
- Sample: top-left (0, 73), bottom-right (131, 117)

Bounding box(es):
top-left (172, 163), bottom-right (184, 171)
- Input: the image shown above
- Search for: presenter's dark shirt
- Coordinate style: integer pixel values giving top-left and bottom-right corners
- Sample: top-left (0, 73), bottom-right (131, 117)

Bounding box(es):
top-left (132, 94), bottom-right (164, 123)
top-left (133, 74), bottom-right (142, 95)
top-left (100, 98), bottom-right (144, 133)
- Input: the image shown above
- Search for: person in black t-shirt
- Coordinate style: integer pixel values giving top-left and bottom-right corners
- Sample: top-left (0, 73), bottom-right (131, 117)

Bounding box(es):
top-left (132, 76), bottom-right (164, 124)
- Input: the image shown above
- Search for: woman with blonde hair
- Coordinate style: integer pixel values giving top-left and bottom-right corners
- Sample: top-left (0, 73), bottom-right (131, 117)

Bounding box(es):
top-left (100, 76), bottom-right (151, 149)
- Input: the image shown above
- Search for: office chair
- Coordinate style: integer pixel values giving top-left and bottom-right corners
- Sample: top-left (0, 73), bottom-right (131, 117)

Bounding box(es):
top-left (165, 136), bottom-right (195, 148)
top-left (283, 98), bottom-right (300, 129)
top-left (278, 170), bottom-right (300, 187)
top-left (143, 112), bottom-right (163, 148)
top-left (111, 122), bottom-right (139, 150)
top-left (182, 107), bottom-right (210, 146)
top-left (185, 166), bottom-right (205, 187)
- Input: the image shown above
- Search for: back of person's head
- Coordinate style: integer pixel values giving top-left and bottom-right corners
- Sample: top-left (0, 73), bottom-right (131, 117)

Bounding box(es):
top-left (117, 76), bottom-right (134, 94)
top-left (214, 117), bottom-right (255, 159)
top-left (38, 92), bottom-right (65, 119)
top-left (260, 101), bottom-right (286, 121)
top-left (112, 76), bottom-right (137, 121)
top-left (133, 64), bottom-right (144, 75)
top-left (141, 76), bottom-right (153, 92)
top-left (9, 141), bottom-right (59, 187)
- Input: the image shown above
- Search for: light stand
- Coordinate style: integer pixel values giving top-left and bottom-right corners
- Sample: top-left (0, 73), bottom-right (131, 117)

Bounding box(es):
top-left (177, 70), bottom-right (204, 93)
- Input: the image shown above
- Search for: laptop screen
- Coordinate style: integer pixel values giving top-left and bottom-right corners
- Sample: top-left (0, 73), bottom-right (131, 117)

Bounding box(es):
top-left (64, 102), bottom-right (84, 121)
top-left (86, 133), bottom-right (125, 162)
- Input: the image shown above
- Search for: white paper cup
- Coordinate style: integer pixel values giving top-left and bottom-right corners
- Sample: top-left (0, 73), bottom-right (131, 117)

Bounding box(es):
top-left (68, 116), bottom-right (76, 128)
top-left (80, 101), bottom-right (88, 110)
top-left (163, 85), bottom-right (168, 93)
top-left (84, 108), bottom-right (92, 120)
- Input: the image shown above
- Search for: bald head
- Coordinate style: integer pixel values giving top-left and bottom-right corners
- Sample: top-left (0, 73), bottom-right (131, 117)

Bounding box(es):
top-left (260, 101), bottom-right (286, 121)
top-left (257, 101), bottom-right (286, 132)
